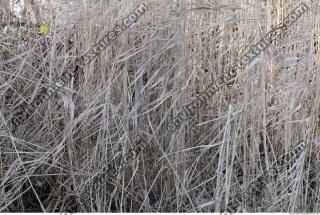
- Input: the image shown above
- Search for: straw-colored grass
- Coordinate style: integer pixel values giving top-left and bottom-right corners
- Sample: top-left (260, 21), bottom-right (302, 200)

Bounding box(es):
top-left (0, 0), bottom-right (319, 212)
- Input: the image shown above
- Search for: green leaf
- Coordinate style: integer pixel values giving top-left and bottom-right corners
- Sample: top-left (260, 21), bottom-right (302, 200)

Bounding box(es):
top-left (39, 24), bottom-right (49, 35)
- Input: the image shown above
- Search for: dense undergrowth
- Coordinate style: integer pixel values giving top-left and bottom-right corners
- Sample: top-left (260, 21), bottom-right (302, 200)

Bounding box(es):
top-left (0, 0), bottom-right (320, 212)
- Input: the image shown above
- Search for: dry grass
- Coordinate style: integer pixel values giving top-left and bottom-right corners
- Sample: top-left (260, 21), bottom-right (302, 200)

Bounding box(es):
top-left (0, 0), bottom-right (319, 212)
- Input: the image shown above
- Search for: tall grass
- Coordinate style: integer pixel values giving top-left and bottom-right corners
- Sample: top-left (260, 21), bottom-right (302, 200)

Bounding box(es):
top-left (0, 0), bottom-right (319, 212)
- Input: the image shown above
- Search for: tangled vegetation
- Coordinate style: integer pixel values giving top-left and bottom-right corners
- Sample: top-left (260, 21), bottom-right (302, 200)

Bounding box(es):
top-left (0, 0), bottom-right (320, 212)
